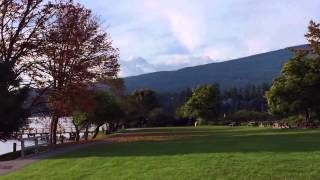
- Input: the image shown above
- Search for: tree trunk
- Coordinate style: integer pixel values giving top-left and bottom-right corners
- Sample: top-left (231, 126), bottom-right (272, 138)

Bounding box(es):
top-left (92, 125), bottom-right (101, 139)
top-left (50, 115), bottom-right (59, 145)
top-left (115, 120), bottom-right (120, 130)
top-left (75, 125), bottom-right (80, 142)
top-left (305, 109), bottom-right (311, 123)
top-left (72, 120), bottom-right (80, 142)
top-left (305, 109), bottom-right (310, 127)
top-left (50, 119), bottom-right (54, 145)
top-left (84, 125), bottom-right (89, 141)
top-left (110, 123), bottom-right (114, 133)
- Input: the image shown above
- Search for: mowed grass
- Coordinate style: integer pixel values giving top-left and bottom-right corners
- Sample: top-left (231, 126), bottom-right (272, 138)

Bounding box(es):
top-left (3, 126), bottom-right (320, 179)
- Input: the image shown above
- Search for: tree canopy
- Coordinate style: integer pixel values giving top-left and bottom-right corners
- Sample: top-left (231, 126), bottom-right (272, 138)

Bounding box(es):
top-left (26, 1), bottom-right (120, 144)
top-left (0, 0), bottom-right (51, 140)
top-left (177, 85), bottom-right (221, 123)
top-left (121, 89), bottom-right (160, 127)
top-left (266, 21), bottom-right (320, 122)
top-left (89, 91), bottom-right (124, 137)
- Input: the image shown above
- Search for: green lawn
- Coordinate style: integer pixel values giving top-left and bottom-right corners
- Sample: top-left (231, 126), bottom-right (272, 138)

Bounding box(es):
top-left (3, 126), bottom-right (320, 179)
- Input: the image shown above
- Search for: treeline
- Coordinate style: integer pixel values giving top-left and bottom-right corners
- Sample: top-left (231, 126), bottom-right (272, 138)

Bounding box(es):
top-left (87, 83), bottom-right (271, 131)
top-left (155, 84), bottom-right (270, 125)
top-left (157, 84), bottom-right (269, 116)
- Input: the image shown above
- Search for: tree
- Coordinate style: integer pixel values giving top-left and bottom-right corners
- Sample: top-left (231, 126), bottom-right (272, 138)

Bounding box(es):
top-left (305, 20), bottom-right (320, 56)
top-left (226, 110), bottom-right (270, 122)
top-left (147, 108), bottom-right (174, 127)
top-left (266, 21), bottom-right (320, 123)
top-left (0, 62), bottom-right (29, 140)
top-left (89, 91), bottom-right (124, 138)
top-left (29, 1), bottom-right (119, 144)
top-left (221, 84), bottom-right (270, 114)
top-left (266, 52), bottom-right (320, 122)
top-left (0, 0), bottom-right (51, 72)
top-left (306, 21), bottom-right (320, 117)
top-left (157, 88), bottom-right (192, 116)
top-left (125, 89), bottom-right (160, 127)
top-left (178, 84), bottom-right (221, 123)
top-left (0, 0), bottom-right (52, 140)
top-left (98, 77), bottom-right (126, 97)
top-left (72, 110), bottom-right (88, 141)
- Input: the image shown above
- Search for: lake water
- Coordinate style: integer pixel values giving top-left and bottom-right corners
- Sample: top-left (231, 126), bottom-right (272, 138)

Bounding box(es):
top-left (0, 140), bottom-right (36, 155)
top-left (0, 117), bottom-right (82, 155)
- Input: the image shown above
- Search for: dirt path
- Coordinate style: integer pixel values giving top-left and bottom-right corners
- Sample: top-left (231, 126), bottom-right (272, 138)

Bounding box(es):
top-left (0, 141), bottom-right (103, 176)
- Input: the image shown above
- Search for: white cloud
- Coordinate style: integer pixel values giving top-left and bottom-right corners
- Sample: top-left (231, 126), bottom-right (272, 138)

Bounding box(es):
top-left (76, 0), bottom-right (320, 77)
top-left (120, 55), bottom-right (216, 77)
top-left (165, 11), bottom-right (204, 51)
top-left (154, 54), bottom-right (214, 67)
top-left (119, 57), bottom-right (156, 77)
top-left (245, 38), bottom-right (271, 55)
top-left (202, 45), bottom-right (246, 62)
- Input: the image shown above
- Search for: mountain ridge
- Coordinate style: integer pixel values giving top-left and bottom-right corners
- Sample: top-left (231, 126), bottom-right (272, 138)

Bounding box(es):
top-left (124, 44), bottom-right (309, 92)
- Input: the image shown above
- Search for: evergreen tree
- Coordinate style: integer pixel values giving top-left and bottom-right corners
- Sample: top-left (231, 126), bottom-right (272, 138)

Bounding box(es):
top-left (0, 62), bottom-right (29, 140)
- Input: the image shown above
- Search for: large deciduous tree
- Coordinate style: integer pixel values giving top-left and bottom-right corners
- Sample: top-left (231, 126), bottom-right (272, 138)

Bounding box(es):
top-left (29, 1), bottom-right (119, 144)
top-left (266, 20), bottom-right (320, 122)
top-left (0, 0), bottom-right (51, 70)
top-left (177, 84), bottom-right (221, 124)
top-left (0, 0), bottom-right (52, 140)
top-left (266, 52), bottom-right (320, 122)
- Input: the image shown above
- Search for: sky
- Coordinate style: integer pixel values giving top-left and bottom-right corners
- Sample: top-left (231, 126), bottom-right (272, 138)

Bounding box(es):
top-left (76, 0), bottom-right (320, 77)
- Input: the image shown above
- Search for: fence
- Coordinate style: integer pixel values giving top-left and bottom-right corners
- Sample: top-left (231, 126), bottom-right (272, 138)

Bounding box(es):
top-left (19, 135), bottom-right (49, 157)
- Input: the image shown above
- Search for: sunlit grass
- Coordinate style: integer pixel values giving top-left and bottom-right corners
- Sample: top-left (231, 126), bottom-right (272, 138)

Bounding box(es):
top-left (2, 126), bottom-right (320, 180)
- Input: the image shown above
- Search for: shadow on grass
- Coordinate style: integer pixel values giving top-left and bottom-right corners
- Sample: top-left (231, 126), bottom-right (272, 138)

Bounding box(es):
top-left (36, 127), bottom-right (320, 159)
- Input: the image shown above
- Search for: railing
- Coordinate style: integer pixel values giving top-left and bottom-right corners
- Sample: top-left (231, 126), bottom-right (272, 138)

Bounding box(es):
top-left (4, 126), bottom-right (99, 158)
top-left (19, 135), bottom-right (49, 157)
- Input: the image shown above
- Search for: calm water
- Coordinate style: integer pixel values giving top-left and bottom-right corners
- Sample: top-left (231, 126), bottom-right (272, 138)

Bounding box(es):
top-left (0, 117), bottom-right (78, 155)
top-left (0, 140), bottom-right (35, 155)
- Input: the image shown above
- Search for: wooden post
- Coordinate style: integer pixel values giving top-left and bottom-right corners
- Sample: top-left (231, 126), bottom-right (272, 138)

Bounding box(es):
top-left (13, 143), bottom-right (17, 152)
top-left (34, 138), bottom-right (39, 154)
top-left (46, 135), bottom-right (49, 145)
top-left (21, 140), bottom-right (25, 158)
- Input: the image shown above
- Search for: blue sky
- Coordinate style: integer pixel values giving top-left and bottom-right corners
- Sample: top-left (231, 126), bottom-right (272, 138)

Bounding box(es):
top-left (76, 0), bottom-right (320, 77)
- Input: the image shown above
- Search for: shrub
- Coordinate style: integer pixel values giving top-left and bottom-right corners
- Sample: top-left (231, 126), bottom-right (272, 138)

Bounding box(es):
top-left (226, 110), bottom-right (271, 122)
top-left (280, 116), bottom-right (320, 127)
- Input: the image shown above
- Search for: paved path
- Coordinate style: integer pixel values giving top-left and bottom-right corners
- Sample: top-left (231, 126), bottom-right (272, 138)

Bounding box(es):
top-left (0, 141), bottom-right (103, 176)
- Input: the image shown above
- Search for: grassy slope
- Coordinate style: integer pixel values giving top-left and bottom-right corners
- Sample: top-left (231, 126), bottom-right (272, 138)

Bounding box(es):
top-left (2, 126), bottom-right (320, 180)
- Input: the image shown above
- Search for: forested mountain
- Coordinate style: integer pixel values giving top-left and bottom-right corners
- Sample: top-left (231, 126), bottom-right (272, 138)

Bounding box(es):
top-left (124, 45), bottom-right (308, 92)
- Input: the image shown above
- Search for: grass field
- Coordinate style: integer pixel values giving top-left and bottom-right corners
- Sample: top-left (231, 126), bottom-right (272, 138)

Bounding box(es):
top-left (2, 126), bottom-right (320, 180)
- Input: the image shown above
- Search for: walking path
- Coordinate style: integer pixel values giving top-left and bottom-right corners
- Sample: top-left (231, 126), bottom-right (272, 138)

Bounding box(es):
top-left (0, 141), bottom-right (103, 176)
